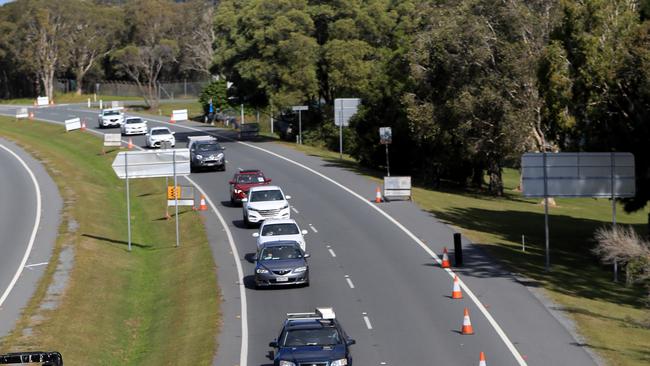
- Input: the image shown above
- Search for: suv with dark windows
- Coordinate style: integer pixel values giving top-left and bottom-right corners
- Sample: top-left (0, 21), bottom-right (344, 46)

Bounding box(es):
top-left (269, 308), bottom-right (355, 366)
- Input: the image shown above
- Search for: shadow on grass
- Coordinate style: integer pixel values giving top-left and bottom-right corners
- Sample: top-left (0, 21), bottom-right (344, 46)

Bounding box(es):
top-left (433, 206), bottom-right (647, 307)
top-left (82, 233), bottom-right (152, 249)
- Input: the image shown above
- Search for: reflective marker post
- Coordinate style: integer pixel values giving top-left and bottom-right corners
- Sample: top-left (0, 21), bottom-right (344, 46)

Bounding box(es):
top-left (173, 150), bottom-right (179, 248)
top-left (125, 152), bottom-right (132, 252)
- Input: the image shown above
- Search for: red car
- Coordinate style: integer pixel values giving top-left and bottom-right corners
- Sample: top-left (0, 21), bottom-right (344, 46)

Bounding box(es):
top-left (229, 169), bottom-right (272, 204)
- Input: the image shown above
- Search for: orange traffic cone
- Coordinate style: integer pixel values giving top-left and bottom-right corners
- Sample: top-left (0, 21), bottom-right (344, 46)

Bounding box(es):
top-left (170, 114), bottom-right (175, 124)
top-left (127, 138), bottom-right (134, 150)
top-left (441, 247), bottom-right (451, 268)
top-left (199, 195), bottom-right (208, 211)
top-left (478, 352), bottom-right (487, 366)
top-left (375, 187), bottom-right (382, 203)
top-left (452, 275), bottom-right (463, 299)
top-left (461, 308), bottom-right (474, 335)
top-left (81, 120), bottom-right (87, 131)
top-left (29, 111), bottom-right (34, 120)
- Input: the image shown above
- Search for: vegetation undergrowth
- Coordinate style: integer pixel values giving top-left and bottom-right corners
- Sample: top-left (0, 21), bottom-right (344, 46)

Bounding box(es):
top-left (0, 116), bottom-right (219, 366)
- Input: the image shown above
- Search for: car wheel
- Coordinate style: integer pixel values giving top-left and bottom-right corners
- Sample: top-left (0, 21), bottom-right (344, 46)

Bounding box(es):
top-left (243, 214), bottom-right (251, 228)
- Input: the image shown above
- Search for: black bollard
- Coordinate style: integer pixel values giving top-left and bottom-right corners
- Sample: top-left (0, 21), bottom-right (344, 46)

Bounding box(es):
top-left (453, 233), bottom-right (463, 267)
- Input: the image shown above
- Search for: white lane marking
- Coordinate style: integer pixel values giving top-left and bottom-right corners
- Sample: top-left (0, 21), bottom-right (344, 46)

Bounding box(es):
top-left (326, 245), bottom-right (337, 258)
top-left (308, 224), bottom-right (318, 233)
top-left (362, 313), bottom-right (373, 330)
top-left (291, 207), bottom-right (299, 214)
top-left (344, 275), bottom-right (355, 289)
top-left (0, 143), bottom-right (43, 308)
top-left (24, 262), bottom-right (48, 268)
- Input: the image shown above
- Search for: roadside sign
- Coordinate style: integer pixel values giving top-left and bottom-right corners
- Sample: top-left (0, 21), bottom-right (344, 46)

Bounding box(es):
top-left (15, 107), bottom-right (28, 119)
top-left (36, 96), bottom-right (49, 106)
top-left (167, 185), bottom-right (180, 199)
top-left (103, 133), bottom-right (122, 147)
top-left (379, 127), bottom-right (392, 144)
top-left (522, 152), bottom-right (635, 197)
top-left (111, 149), bottom-right (191, 179)
top-left (334, 98), bottom-right (360, 127)
top-left (292, 105), bottom-right (308, 111)
top-left (167, 185), bottom-right (194, 206)
top-left (172, 109), bottom-right (188, 122)
top-left (64, 117), bottom-right (81, 131)
top-left (383, 176), bottom-right (411, 200)
top-left (111, 100), bottom-right (122, 109)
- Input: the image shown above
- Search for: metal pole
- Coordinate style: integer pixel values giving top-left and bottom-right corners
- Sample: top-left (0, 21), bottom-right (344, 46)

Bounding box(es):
top-left (611, 152), bottom-right (617, 282)
top-left (385, 144), bottom-right (390, 176)
top-left (339, 100), bottom-right (343, 159)
top-left (165, 176), bottom-right (169, 219)
top-left (125, 153), bottom-right (132, 252)
top-left (543, 152), bottom-right (550, 271)
top-left (184, 79), bottom-right (187, 97)
top-left (298, 110), bottom-right (302, 145)
top-left (270, 104), bottom-right (274, 134)
top-left (174, 150), bottom-right (179, 248)
top-left (241, 104), bottom-right (245, 125)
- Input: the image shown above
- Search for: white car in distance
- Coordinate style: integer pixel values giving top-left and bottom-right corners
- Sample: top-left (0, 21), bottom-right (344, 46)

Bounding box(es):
top-left (98, 108), bottom-right (124, 128)
top-left (146, 127), bottom-right (176, 148)
top-left (121, 117), bottom-right (148, 135)
top-left (253, 219), bottom-right (308, 251)
top-left (242, 186), bottom-right (291, 227)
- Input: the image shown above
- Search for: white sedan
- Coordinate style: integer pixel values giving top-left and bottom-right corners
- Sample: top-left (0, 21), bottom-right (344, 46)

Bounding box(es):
top-left (121, 117), bottom-right (148, 135)
top-left (253, 218), bottom-right (308, 251)
top-left (145, 127), bottom-right (176, 148)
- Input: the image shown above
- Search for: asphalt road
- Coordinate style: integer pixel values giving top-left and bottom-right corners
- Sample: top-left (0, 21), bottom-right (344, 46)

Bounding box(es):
top-left (0, 104), bottom-right (599, 366)
top-left (0, 136), bottom-right (62, 339)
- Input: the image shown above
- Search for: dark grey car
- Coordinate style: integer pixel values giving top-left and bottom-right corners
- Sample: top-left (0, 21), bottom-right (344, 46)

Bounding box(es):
top-left (254, 241), bottom-right (310, 288)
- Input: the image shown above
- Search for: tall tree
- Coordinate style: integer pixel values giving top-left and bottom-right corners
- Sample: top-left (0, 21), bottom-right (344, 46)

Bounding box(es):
top-left (178, 0), bottom-right (216, 78)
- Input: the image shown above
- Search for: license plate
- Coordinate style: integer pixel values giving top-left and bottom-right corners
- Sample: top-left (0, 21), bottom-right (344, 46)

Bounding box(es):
top-left (276, 276), bottom-right (288, 282)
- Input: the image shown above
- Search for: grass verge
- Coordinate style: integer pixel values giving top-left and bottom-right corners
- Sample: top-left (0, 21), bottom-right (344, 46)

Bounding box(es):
top-left (279, 141), bottom-right (650, 366)
top-left (129, 101), bottom-right (203, 121)
top-left (0, 116), bottom-right (219, 365)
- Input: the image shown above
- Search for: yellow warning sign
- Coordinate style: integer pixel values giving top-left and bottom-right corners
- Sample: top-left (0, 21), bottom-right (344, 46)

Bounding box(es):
top-left (167, 186), bottom-right (180, 199)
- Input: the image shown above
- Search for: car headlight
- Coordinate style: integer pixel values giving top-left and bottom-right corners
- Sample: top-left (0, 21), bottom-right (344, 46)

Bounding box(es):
top-left (217, 153), bottom-right (224, 159)
top-left (248, 207), bottom-right (258, 212)
top-left (331, 359), bottom-right (348, 366)
top-left (279, 361), bottom-right (295, 366)
top-left (281, 203), bottom-right (289, 209)
top-left (293, 266), bottom-right (307, 273)
top-left (256, 268), bottom-right (268, 274)
top-left (196, 154), bottom-right (203, 160)
top-left (233, 189), bottom-right (242, 194)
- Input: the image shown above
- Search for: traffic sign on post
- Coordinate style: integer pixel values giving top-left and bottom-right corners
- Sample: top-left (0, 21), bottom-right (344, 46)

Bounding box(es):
top-left (334, 98), bottom-right (361, 159)
top-left (292, 105), bottom-right (308, 144)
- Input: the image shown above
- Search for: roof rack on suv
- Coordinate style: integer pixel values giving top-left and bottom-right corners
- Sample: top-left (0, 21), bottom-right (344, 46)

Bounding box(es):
top-left (286, 307), bottom-right (336, 321)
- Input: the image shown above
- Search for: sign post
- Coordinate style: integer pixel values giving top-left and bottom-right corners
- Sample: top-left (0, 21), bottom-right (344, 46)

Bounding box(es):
top-left (522, 152), bottom-right (636, 271)
top-left (292, 105), bottom-right (308, 145)
top-left (334, 98), bottom-right (361, 159)
top-left (379, 127), bottom-right (392, 177)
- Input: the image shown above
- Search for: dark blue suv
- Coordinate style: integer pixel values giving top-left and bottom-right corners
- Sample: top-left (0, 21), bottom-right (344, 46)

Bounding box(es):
top-left (269, 308), bottom-right (355, 366)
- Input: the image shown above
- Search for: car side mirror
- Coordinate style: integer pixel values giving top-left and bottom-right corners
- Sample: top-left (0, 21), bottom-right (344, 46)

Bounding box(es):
top-left (285, 195), bottom-right (291, 200)
top-left (269, 340), bottom-right (278, 348)
top-left (266, 178), bottom-right (272, 183)
top-left (346, 338), bottom-right (356, 346)
top-left (252, 233), bottom-right (259, 238)
top-left (252, 254), bottom-right (258, 261)
top-left (301, 230), bottom-right (308, 235)
top-left (304, 253), bottom-right (310, 258)
top-left (171, 131), bottom-right (176, 135)
top-left (222, 147), bottom-right (226, 150)
top-left (229, 180), bottom-right (234, 184)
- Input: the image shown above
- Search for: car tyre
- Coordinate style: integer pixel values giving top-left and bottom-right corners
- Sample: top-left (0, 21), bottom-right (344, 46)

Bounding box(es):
top-left (243, 214), bottom-right (252, 228)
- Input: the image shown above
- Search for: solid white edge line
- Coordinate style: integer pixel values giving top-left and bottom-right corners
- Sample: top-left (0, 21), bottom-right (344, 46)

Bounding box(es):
top-left (0, 143), bottom-right (42, 308)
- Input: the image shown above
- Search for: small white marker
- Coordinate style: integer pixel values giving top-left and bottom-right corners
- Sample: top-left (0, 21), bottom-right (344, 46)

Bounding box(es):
top-left (328, 248), bottom-right (337, 258)
top-left (24, 262), bottom-right (48, 269)
top-left (309, 224), bottom-right (318, 233)
top-left (291, 207), bottom-right (299, 214)
top-left (345, 275), bottom-right (355, 289)
top-left (363, 313), bottom-right (373, 330)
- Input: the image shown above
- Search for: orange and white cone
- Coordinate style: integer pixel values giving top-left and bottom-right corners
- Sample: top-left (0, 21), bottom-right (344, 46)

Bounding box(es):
top-left (375, 187), bottom-right (382, 203)
top-left (170, 114), bottom-right (175, 124)
top-left (452, 275), bottom-right (463, 299)
top-left (29, 111), bottom-right (34, 120)
top-left (461, 308), bottom-right (474, 335)
top-left (81, 120), bottom-right (87, 131)
top-left (478, 351), bottom-right (487, 366)
top-left (127, 137), bottom-right (134, 150)
top-left (199, 195), bottom-right (208, 211)
top-left (441, 247), bottom-right (451, 268)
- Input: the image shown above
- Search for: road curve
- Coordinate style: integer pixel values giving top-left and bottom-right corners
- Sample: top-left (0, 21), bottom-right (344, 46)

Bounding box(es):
top-left (0, 137), bottom-right (62, 339)
top-left (1, 105), bottom-right (599, 366)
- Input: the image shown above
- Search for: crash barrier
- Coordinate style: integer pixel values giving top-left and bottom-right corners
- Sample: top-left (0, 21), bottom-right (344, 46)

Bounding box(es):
top-left (171, 109), bottom-right (188, 123)
top-left (383, 176), bottom-right (411, 201)
top-left (64, 117), bottom-right (81, 132)
top-left (36, 96), bottom-right (49, 106)
top-left (239, 123), bottom-right (260, 139)
top-left (15, 107), bottom-right (28, 119)
top-left (0, 351), bottom-right (63, 365)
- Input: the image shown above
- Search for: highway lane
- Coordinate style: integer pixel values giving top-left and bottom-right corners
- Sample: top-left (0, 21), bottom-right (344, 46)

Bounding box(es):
top-left (0, 137), bottom-right (62, 339)
top-left (9, 104), bottom-right (598, 366)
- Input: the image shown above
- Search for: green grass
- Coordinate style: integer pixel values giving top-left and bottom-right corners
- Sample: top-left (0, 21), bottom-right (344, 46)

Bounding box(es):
top-left (0, 117), bottom-right (219, 365)
top-left (0, 92), bottom-right (144, 105)
top-left (285, 142), bottom-right (650, 366)
top-left (130, 101), bottom-right (204, 121)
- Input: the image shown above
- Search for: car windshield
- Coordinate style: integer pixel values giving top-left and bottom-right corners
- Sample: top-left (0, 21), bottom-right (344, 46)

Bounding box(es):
top-left (104, 110), bottom-right (120, 116)
top-left (259, 245), bottom-right (302, 260)
top-left (151, 129), bottom-right (170, 135)
top-left (197, 143), bottom-right (221, 152)
top-left (249, 190), bottom-right (283, 202)
top-left (236, 174), bottom-right (265, 184)
top-left (262, 223), bottom-right (299, 236)
top-left (282, 328), bottom-right (341, 347)
top-left (126, 118), bottom-right (142, 124)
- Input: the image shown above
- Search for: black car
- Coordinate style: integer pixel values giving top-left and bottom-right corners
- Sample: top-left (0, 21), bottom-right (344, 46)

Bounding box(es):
top-left (254, 241), bottom-right (309, 288)
top-left (270, 308), bottom-right (355, 366)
